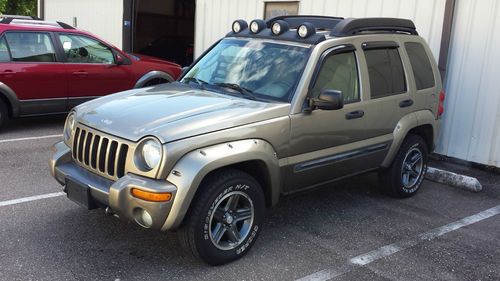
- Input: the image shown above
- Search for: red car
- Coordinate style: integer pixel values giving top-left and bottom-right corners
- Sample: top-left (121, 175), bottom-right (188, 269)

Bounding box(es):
top-left (0, 16), bottom-right (182, 128)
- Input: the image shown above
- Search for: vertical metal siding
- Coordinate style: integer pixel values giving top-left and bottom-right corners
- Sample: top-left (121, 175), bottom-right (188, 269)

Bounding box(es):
top-left (436, 0), bottom-right (500, 167)
top-left (43, 0), bottom-right (123, 49)
top-left (195, 0), bottom-right (446, 58)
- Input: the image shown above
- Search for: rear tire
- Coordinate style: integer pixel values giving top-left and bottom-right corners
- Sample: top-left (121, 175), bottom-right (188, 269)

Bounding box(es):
top-left (0, 99), bottom-right (8, 130)
top-left (379, 134), bottom-right (428, 198)
top-left (178, 168), bottom-right (265, 265)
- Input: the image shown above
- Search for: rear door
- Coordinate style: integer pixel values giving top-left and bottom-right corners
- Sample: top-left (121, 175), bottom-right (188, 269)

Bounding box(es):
top-left (359, 39), bottom-right (415, 143)
top-left (0, 31), bottom-right (67, 115)
top-left (56, 33), bottom-right (132, 108)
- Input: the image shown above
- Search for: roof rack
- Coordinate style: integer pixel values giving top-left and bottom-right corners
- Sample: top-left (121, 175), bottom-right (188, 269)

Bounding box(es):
top-left (331, 17), bottom-right (418, 36)
top-left (266, 15), bottom-right (344, 30)
top-left (0, 15), bottom-right (75, 29)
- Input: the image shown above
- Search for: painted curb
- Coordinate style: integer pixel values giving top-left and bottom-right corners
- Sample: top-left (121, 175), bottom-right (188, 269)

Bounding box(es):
top-left (425, 166), bottom-right (482, 192)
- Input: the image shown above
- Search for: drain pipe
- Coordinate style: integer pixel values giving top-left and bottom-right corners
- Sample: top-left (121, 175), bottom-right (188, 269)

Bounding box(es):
top-left (438, 0), bottom-right (457, 85)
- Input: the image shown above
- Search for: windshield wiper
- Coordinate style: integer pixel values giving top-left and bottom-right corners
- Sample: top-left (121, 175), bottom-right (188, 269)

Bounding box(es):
top-left (183, 77), bottom-right (209, 89)
top-left (213, 83), bottom-right (258, 100)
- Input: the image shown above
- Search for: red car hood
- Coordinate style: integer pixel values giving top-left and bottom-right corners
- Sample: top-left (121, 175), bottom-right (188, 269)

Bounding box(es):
top-left (132, 53), bottom-right (181, 68)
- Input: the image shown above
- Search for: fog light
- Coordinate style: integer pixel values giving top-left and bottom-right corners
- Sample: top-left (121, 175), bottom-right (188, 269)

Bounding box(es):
top-left (134, 208), bottom-right (153, 228)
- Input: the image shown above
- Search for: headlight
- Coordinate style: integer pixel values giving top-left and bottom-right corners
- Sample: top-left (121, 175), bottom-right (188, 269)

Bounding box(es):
top-left (137, 138), bottom-right (162, 171)
top-left (64, 112), bottom-right (75, 142)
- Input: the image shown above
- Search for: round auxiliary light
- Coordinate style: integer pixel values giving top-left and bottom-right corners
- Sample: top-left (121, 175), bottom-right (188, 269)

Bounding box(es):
top-left (297, 22), bottom-right (316, 38)
top-left (232, 19), bottom-right (247, 33)
top-left (249, 19), bottom-right (266, 34)
top-left (271, 20), bottom-right (289, 35)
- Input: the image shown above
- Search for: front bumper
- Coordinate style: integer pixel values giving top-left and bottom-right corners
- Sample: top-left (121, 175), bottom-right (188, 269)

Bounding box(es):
top-left (49, 141), bottom-right (177, 230)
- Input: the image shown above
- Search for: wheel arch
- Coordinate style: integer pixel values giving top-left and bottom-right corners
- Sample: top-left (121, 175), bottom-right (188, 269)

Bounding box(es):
top-left (0, 82), bottom-right (20, 118)
top-left (134, 70), bottom-right (175, 88)
top-left (381, 110), bottom-right (437, 167)
top-left (162, 139), bottom-right (281, 231)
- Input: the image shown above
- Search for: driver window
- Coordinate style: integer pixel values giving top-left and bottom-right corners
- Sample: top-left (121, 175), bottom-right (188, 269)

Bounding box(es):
top-left (311, 51), bottom-right (359, 103)
top-left (58, 34), bottom-right (114, 64)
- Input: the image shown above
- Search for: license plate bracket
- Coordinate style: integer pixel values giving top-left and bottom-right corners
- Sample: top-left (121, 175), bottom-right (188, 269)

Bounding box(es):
top-left (65, 177), bottom-right (98, 210)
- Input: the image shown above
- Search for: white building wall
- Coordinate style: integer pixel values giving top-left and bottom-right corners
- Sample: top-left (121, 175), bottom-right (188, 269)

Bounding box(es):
top-left (436, 0), bottom-right (500, 167)
top-left (194, 0), bottom-right (446, 59)
top-left (43, 0), bottom-right (123, 49)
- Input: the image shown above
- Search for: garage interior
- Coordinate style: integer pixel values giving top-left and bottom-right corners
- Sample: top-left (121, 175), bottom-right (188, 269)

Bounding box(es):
top-left (132, 0), bottom-right (195, 66)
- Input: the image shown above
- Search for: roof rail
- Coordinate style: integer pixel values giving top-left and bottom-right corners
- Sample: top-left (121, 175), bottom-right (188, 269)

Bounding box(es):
top-left (267, 15), bottom-right (344, 30)
top-left (0, 16), bottom-right (75, 29)
top-left (331, 17), bottom-right (418, 36)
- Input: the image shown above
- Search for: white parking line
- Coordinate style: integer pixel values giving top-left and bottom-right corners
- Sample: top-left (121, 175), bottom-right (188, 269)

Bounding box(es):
top-left (0, 134), bottom-right (62, 143)
top-left (297, 204), bottom-right (500, 281)
top-left (0, 192), bottom-right (65, 207)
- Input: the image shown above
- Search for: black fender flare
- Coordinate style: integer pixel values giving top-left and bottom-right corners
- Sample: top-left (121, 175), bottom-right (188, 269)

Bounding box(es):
top-left (0, 82), bottom-right (20, 118)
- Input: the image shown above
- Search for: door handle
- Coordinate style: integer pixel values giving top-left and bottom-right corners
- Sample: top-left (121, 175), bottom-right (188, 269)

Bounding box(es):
top-left (399, 99), bottom-right (414, 108)
top-left (345, 110), bottom-right (365, 120)
top-left (1, 69), bottom-right (14, 76)
top-left (72, 71), bottom-right (88, 76)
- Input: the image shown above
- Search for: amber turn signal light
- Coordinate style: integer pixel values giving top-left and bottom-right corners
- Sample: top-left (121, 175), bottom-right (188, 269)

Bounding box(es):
top-left (131, 188), bottom-right (172, 202)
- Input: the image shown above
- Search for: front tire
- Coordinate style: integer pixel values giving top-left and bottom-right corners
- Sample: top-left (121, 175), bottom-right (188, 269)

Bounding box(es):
top-left (379, 134), bottom-right (428, 198)
top-left (0, 99), bottom-right (9, 130)
top-left (178, 169), bottom-right (265, 265)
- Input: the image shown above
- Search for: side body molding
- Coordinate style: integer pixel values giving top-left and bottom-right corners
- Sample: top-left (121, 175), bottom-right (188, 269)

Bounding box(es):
top-left (162, 139), bottom-right (281, 231)
top-left (0, 82), bottom-right (20, 117)
top-left (381, 110), bottom-right (437, 167)
top-left (134, 71), bottom-right (174, 88)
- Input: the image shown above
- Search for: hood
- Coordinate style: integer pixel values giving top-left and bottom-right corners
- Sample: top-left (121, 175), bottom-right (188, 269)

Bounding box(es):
top-left (75, 83), bottom-right (290, 143)
top-left (132, 53), bottom-right (181, 68)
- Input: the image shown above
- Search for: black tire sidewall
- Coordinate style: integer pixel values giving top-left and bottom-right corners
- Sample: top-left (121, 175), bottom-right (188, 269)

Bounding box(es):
top-left (0, 100), bottom-right (7, 128)
top-left (193, 173), bottom-right (265, 265)
top-left (387, 135), bottom-right (429, 197)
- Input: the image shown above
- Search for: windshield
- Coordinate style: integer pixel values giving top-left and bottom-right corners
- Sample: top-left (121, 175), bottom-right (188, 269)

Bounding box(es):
top-left (181, 38), bottom-right (310, 102)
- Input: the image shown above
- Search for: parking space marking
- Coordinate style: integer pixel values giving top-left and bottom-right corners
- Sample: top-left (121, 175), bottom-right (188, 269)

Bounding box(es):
top-left (297, 204), bottom-right (500, 281)
top-left (0, 134), bottom-right (62, 144)
top-left (0, 192), bottom-right (65, 207)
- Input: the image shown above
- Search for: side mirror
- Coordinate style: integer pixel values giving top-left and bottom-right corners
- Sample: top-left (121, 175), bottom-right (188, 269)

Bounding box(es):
top-left (115, 53), bottom-right (125, 65)
top-left (308, 89), bottom-right (344, 111)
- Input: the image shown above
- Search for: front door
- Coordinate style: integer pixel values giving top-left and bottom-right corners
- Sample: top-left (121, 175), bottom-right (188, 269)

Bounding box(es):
top-left (284, 46), bottom-right (376, 192)
top-left (56, 33), bottom-right (131, 108)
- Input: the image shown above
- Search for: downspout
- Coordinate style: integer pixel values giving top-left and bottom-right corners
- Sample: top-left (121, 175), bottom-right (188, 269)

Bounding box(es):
top-left (38, 0), bottom-right (45, 19)
top-left (438, 0), bottom-right (457, 86)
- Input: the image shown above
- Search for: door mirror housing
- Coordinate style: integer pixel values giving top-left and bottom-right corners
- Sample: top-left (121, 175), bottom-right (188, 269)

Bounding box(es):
top-left (115, 53), bottom-right (126, 65)
top-left (307, 89), bottom-right (344, 111)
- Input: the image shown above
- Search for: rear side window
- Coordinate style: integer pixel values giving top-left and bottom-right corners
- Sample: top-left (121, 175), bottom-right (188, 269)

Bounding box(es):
top-left (405, 42), bottom-right (435, 90)
top-left (5, 32), bottom-right (56, 62)
top-left (0, 36), bottom-right (10, 62)
top-left (364, 48), bottom-right (406, 98)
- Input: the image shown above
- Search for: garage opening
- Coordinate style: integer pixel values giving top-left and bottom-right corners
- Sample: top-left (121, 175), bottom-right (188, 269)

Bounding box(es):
top-left (132, 0), bottom-right (195, 67)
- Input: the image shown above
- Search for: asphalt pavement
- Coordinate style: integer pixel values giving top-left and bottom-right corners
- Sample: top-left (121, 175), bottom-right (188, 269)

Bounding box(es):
top-left (0, 116), bottom-right (499, 281)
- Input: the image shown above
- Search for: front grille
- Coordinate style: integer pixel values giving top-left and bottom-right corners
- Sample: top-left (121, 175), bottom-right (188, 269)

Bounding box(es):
top-left (72, 126), bottom-right (129, 179)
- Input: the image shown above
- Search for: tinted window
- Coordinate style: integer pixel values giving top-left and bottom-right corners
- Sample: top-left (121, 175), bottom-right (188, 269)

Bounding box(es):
top-left (5, 32), bottom-right (56, 62)
top-left (405, 42), bottom-right (435, 90)
top-left (311, 51), bottom-right (359, 103)
top-left (365, 48), bottom-right (406, 98)
top-left (58, 34), bottom-right (114, 64)
top-left (0, 37), bottom-right (10, 62)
